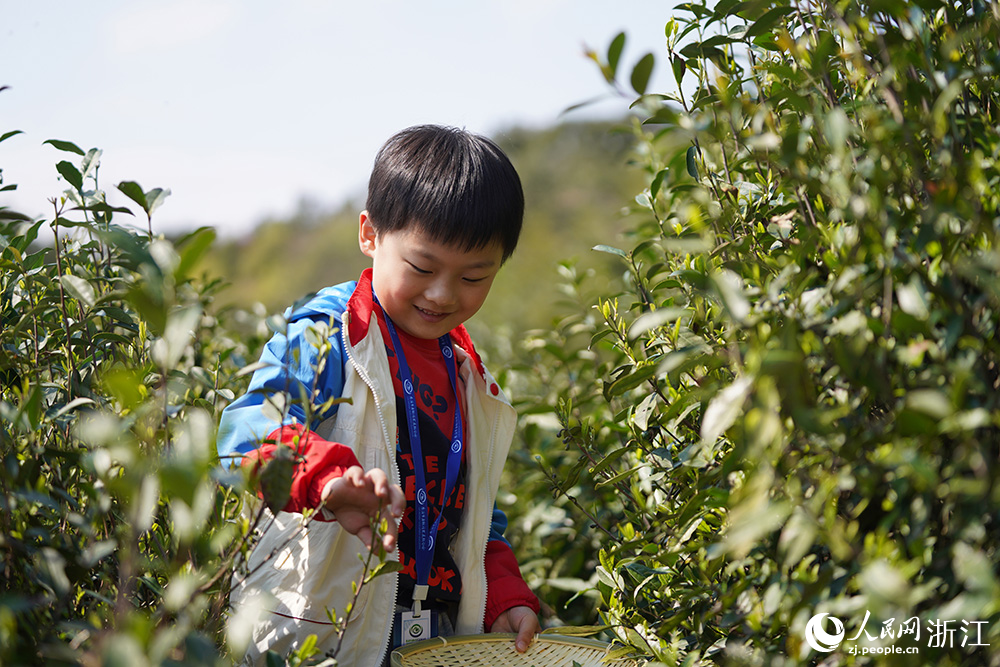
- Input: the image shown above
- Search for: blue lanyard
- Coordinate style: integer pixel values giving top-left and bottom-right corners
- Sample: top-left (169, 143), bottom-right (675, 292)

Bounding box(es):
top-left (374, 293), bottom-right (464, 610)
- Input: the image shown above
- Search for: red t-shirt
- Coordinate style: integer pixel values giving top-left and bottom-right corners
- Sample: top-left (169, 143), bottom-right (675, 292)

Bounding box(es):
top-left (375, 307), bottom-right (467, 609)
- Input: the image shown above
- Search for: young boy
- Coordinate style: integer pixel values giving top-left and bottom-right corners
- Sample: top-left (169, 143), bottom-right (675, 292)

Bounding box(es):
top-left (217, 125), bottom-right (540, 666)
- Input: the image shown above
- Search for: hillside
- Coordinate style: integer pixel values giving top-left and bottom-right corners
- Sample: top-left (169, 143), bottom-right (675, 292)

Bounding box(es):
top-left (195, 120), bottom-right (644, 337)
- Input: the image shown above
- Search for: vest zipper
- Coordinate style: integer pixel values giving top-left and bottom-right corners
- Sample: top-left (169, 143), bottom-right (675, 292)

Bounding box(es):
top-left (475, 395), bottom-right (506, 633)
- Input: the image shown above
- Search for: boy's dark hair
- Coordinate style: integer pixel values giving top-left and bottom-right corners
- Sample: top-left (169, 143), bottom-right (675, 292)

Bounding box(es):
top-left (366, 125), bottom-right (523, 263)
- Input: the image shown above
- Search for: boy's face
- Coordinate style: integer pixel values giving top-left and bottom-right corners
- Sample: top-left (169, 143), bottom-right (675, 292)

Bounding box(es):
top-left (359, 212), bottom-right (504, 340)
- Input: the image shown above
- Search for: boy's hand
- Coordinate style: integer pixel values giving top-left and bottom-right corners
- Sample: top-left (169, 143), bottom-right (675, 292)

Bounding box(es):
top-left (322, 466), bottom-right (405, 552)
top-left (489, 605), bottom-right (539, 653)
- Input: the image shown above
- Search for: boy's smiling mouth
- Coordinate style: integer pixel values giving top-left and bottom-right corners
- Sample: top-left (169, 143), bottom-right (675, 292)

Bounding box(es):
top-left (415, 305), bottom-right (449, 320)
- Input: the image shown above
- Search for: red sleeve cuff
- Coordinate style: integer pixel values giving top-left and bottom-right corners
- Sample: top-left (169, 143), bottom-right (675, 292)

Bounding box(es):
top-left (483, 540), bottom-right (539, 630)
top-left (242, 424), bottom-right (361, 515)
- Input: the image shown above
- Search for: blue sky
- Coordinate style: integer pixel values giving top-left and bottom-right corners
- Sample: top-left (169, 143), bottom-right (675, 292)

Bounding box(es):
top-left (2, 1), bottom-right (676, 236)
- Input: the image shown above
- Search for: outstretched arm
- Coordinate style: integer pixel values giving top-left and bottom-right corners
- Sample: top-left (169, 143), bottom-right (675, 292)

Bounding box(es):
top-left (241, 427), bottom-right (405, 551)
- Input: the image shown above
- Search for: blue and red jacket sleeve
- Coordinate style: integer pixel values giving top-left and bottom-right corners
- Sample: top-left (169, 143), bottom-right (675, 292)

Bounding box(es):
top-left (218, 311), bottom-right (347, 459)
top-left (484, 539), bottom-right (540, 629)
top-left (217, 303), bottom-right (355, 514)
top-left (483, 507), bottom-right (539, 628)
top-left (241, 424), bottom-right (360, 513)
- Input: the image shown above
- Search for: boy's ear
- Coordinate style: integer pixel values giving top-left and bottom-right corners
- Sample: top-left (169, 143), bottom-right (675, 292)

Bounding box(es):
top-left (358, 211), bottom-right (377, 258)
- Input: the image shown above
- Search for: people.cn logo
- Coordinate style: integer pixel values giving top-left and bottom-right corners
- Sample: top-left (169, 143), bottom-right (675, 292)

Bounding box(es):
top-left (805, 613), bottom-right (846, 652)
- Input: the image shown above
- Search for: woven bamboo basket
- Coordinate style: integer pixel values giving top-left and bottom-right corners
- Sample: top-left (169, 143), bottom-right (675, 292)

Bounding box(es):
top-left (390, 633), bottom-right (639, 667)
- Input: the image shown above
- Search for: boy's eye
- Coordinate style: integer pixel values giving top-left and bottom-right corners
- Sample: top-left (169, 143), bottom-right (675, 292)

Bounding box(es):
top-left (407, 262), bottom-right (431, 274)
top-left (463, 276), bottom-right (487, 283)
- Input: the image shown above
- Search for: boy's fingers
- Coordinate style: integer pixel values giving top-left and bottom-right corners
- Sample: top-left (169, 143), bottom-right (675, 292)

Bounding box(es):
top-left (510, 607), bottom-right (539, 653)
top-left (355, 525), bottom-right (373, 550)
top-left (373, 507), bottom-right (402, 546)
top-left (388, 482), bottom-right (405, 517)
top-left (342, 465), bottom-right (365, 488)
top-left (370, 468), bottom-right (389, 497)
top-left (363, 468), bottom-right (404, 517)
top-left (515, 624), bottom-right (534, 653)
top-left (382, 536), bottom-right (396, 552)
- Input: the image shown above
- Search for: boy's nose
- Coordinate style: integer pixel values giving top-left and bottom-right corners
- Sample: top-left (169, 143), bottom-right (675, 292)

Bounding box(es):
top-left (424, 280), bottom-right (456, 308)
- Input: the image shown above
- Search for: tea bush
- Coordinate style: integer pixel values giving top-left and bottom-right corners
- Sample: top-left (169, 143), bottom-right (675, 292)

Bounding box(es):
top-left (515, 0), bottom-right (1000, 664)
top-left (0, 134), bottom-right (271, 665)
top-left (0, 132), bottom-right (407, 667)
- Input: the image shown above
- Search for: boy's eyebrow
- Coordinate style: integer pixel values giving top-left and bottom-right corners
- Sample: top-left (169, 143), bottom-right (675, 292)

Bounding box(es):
top-left (412, 249), bottom-right (499, 270)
